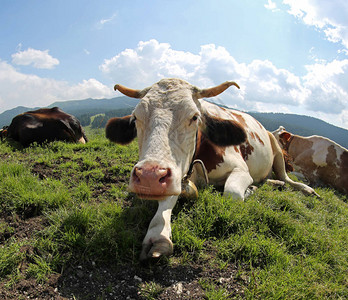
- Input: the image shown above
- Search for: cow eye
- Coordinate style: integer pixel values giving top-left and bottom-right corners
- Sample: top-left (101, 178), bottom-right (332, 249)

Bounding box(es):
top-left (189, 114), bottom-right (199, 125)
top-left (191, 115), bottom-right (198, 122)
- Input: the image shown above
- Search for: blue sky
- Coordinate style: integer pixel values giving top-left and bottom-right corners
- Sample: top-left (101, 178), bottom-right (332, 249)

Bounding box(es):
top-left (1, 0), bottom-right (348, 130)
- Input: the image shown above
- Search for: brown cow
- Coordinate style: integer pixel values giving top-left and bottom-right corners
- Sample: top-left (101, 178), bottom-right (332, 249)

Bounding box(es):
top-left (4, 107), bottom-right (87, 147)
top-left (273, 126), bottom-right (348, 195)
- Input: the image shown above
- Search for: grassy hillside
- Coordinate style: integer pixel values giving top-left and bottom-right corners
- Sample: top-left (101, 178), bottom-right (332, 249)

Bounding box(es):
top-left (0, 129), bottom-right (348, 299)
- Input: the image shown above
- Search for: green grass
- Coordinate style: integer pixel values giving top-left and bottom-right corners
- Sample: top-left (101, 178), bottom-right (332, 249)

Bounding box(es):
top-left (0, 127), bottom-right (348, 299)
top-left (173, 186), bottom-right (348, 298)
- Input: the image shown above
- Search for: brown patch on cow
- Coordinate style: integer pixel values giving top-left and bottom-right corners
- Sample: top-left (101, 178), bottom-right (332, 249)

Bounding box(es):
top-left (326, 145), bottom-right (337, 164)
top-left (288, 136), bottom-right (313, 159)
top-left (314, 145), bottom-right (340, 190)
top-left (254, 132), bottom-right (264, 145)
top-left (287, 136), bottom-right (317, 183)
top-left (314, 145), bottom-right (348, 195)
top-left (250, 132), bottom-right (255, 140)
top-left (195, 131), bottom-right (226, 172)
top-left (282, 149), bottom-right (294, 172)
top-left (234, 146), bottom-right (240, 153)
top-left (231, 113), bottom-right (248, 128)
top-left (203, 113), bottom-right (246, 146)
top-left (239, 141), bottom-right (254, 161)
top-left (249, 131), bottom-right (265, 146)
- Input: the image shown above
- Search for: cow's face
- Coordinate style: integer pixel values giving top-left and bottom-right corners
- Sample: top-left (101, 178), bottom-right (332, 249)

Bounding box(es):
top-left (106, 78), bottom-right (246, 200)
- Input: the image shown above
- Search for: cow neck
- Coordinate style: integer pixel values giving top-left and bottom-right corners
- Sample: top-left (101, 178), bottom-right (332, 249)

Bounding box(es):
top-left (182, 131), bottom-right (209, 184)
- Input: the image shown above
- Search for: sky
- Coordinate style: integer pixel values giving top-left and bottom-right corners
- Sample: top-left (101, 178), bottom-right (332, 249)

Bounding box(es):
top-left (1, 0), bottom-right (348, 130)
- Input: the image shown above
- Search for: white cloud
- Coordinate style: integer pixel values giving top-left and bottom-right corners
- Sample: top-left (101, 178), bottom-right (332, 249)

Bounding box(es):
top-left (302, 59), bottom-right (348, 113)
top-left (100, 39), bottom-right (348, 129)
top-left (100, 39), bottom-right (201, 87)
top-left (12, 48), bottom-right (59, 69)
top-left (265, 0), bottom-right (279, 12)
top-left (97, 13), bottom-right (117, 29)
top-left (283, 0), bottom-right (348, 49)
top-left (0, 60), bottom-right (113, 113)
top-left (100, 39), bottom-right (307, 109)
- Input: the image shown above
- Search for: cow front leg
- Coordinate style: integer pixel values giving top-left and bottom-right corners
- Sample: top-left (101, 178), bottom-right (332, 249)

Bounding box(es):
top-left (140, 195), bottom-right (178, 261)
top-left (223, 168), bottom-right (253, 200)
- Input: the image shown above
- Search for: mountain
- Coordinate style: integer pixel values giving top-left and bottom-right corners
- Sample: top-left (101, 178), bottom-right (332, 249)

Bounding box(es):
top-left (47, 96), bottom-right (138, 117)
top-left (0, 97), bottom-right (137, 128)
top-left (0, 106), bottom-right (41, 128)
top-left (0, 97), bottom-right (347, 148)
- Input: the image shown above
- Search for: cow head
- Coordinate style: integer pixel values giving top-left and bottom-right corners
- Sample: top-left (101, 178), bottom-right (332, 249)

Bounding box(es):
top-left (106, 78), bottom-right (246, 200)
top-left (272, 126), bottom-right (294, 150)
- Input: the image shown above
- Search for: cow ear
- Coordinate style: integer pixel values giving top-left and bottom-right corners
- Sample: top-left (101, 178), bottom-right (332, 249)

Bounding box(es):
top-left (58, 119), bottom-right (78, 142)
top-left (279, 132), bottom-right (292, 143)
top-left (105, 115), bottom-right (136, 144)
top-left (202, 113), bottom-right (247, 146)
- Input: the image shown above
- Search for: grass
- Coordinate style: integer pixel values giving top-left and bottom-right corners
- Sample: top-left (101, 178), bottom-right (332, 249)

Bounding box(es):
top-left (0, 127), bottom-right (348, 299)
top-left (173, 186), bottom-right (348, 298)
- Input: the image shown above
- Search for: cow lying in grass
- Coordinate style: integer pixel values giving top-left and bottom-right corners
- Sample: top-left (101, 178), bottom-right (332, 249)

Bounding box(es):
top-left (106, 78), bottom-right (319, 260)
top-left (273, 126), bottom-right (348, 195)
top-left (1, 107), bottom-right (87, 147)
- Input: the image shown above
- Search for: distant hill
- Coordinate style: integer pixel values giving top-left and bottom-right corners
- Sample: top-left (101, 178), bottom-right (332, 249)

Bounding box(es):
top-left (249, 112), bottom-right (348, 148)
top-left (0, 106), bottom-right (41, 128)
top-left (0, 97), bottom-right (137, 128)
top-left (0, 97), bottom-right (347, 148)
top-left (47, 97), bottom-right (138, 117)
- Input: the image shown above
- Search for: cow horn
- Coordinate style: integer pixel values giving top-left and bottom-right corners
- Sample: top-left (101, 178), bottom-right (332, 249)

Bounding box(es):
top-left (197, 81), bottom-right (240, 99)
top-left (114, 84), bottom-right (150, 99)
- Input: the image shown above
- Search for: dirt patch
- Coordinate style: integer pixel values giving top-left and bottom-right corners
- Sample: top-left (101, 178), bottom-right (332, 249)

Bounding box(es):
top-left (1, 253), bottom-right (246, 299)
top-left (0, 213), bottom-right (46, 242)
top-left (0, 275), bottom-right (62, 300)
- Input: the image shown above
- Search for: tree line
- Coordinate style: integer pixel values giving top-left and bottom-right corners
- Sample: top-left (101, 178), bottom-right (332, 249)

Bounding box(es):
top-left (78, 108), bottom-right (134, 128)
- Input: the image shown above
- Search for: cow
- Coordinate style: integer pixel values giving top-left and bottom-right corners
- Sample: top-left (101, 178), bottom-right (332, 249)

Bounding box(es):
top-left (4, 107), bottom-right (87, 147)
top-left (105, 78), bottom-right (319, 260)
top-left (273, 126), bottom-right (348, 195)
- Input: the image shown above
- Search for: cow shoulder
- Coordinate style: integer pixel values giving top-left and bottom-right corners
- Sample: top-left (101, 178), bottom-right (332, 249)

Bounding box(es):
top-left (105, 115), bottom-right (136, 144)
top-left (195, 131), bottom-right (226, 173)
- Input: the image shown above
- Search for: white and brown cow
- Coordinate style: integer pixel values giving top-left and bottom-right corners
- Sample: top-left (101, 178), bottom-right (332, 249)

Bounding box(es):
top-left (273, 126), bottom-right (348, 195)
top-left (106, 78), bottom-right (318, 260)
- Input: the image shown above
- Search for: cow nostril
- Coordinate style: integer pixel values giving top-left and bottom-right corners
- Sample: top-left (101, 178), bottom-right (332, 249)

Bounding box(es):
top-left (159, 168), bottom-right (171, 184)
top-left (133, 167), bottom-right (141, 183)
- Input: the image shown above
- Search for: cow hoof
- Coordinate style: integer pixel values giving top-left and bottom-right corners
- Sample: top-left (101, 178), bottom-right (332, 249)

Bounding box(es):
top-left (140, 238), bottom-right (173, 261)
top-left (245, 185), bottom-right (258, 198)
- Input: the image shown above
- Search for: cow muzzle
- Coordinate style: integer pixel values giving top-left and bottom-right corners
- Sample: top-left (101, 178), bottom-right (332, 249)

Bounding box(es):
top-left (129, 162), bottom-right (181, 200)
